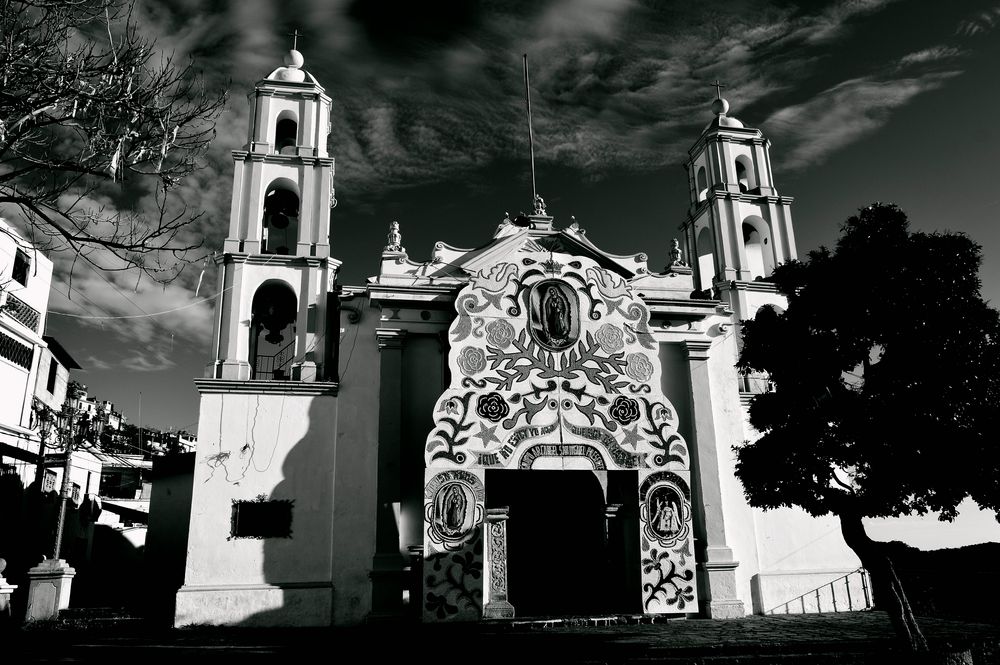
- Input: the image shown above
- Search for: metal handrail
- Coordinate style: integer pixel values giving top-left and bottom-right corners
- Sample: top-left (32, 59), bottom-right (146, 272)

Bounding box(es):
top-left (2, 291), bottom-right (40, 332)
top-left (739, 372), bottom-right (774, 395)
top-left (766, 567), bottom-right (873, 615)
top-left (253, 340), bottom-right (296, 380)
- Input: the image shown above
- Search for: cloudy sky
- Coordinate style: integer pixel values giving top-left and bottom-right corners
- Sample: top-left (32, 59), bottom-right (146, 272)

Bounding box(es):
top-left (42, 0), bottom-right (1000, 434)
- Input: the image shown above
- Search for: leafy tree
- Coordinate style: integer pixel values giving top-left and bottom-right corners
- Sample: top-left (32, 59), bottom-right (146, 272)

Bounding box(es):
top-left (0, 0), bottom-right (225, 280)
top-left (736, 203), bottom-right (1000, 652)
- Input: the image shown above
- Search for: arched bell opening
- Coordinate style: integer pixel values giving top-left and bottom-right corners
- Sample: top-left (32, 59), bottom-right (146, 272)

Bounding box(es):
top-left (735, 154), bottom-right (756, 194)
top-left (261, 179), bottom-right (300, 255)
top-left (696, 226), bottom-right (716, 292)
top-left (742, 215), bottom-right (775, 281)
top-left (696, 165), bottom-right (708, 202)
top-left (275, 111), bottom-right (298, 154)
top-left (249, 280), bottom-right (297, 380)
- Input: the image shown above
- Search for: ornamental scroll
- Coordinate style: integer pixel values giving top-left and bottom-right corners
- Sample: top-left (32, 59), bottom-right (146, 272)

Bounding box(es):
top-left (423, 250), bottom-right (698, 616)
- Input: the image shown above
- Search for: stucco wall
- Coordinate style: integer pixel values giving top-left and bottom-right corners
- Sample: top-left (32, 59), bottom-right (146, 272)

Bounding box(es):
top-left (33, 348), bottom-right (70, 413)
top-left (176, 388), bottom-right (338, 626)
top-left (706, 319), bottom-right (762, 612)
top-left (328, 299), bottom-right (381, 624)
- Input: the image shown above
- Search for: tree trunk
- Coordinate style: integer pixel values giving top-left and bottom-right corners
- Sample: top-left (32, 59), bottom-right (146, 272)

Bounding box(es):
top-left (838, 509), bottom-right (929, 652)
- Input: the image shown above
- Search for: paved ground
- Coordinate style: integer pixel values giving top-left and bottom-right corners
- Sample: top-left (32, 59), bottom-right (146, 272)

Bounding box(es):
top-left (8, 611), bottom-right (1000, 663)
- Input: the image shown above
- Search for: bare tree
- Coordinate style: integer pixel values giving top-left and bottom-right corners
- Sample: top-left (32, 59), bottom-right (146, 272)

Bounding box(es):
top-left (0, 0), bottom-right (226, 281)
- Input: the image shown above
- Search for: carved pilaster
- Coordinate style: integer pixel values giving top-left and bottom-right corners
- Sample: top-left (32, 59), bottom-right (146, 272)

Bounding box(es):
top-left (682, 337), bottom-right (744, 618)
top-left (483, 507), bottom-right (514, 619)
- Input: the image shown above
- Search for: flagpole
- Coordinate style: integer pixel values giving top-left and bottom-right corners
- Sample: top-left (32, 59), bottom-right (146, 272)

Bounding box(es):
top-left (523, 54), bottom-right (537, 205)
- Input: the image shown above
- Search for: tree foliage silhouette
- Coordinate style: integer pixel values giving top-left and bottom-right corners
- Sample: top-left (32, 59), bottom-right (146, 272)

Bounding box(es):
top-left (736, 203), bottom-right (1000, 652)
top-left (0, 0), bottom-right (226, 281)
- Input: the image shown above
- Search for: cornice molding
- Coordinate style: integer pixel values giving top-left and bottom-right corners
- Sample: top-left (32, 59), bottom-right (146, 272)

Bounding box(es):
top-left (231, 150), bottom-right (334, 167)
top-left (194, 378), bottom-right (338, 396)
top-left (718, 280), bottom-right (780, 294)
top-left (699, 560), bottom-right (741, 572)
top-left (375, 327), bottom-right (407, 350)
top-left (683, 339), bottom-right (713, 361)
top-left (222, 253), bottom-right (330, 268)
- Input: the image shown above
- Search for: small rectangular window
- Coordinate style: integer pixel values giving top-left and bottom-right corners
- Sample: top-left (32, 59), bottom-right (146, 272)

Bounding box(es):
top-left (46, 360), bottom-right (59, 393)
top-left (230, 496), bottom-right (294, 539)
top-left (43, 470), bottom-right (57, 493)
top-left (12, 249), bottom-right (30, 286)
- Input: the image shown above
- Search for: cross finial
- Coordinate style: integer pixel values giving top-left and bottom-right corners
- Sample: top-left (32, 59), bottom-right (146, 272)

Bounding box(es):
top-left (711, 80), bottom-right (725, 100)
top-left (289, 29), bottom-right (301, 51)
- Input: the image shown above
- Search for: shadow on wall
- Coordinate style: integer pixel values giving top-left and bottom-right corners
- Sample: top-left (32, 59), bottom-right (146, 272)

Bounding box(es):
top-left (236, 393), bottom-right (336, 627)
top-left (4, 475), bottom-right (89, 620)
top-left (144, 452), bottom-right (195, 624)
top-left (72, 525), bottom-right (145, 610)
top-left (2, 474), bottom-right (143, 619)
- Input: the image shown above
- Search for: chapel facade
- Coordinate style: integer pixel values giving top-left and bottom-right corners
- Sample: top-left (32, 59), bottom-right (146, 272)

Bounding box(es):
top-left (174, 51), bottom-right (861, 627)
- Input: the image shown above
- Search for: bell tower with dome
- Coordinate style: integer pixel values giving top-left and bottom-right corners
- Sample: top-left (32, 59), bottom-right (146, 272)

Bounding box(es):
top-left (175, 49), bottom-right (345, 627)
top-left (206, 48), bottom-right (338, 383)
top-left (681, 89), bottom-right (797, 325)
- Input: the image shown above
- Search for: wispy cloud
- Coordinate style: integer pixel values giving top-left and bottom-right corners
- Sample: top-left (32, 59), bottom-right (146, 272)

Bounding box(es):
top-left (764, 72), bottom-right (960, 170)
top-left (39, 0), bottom-right (990, 370)
top-left (898, 46), bottom-right (964, 67)
top-left (956, 4), bottom-right (1000, 36)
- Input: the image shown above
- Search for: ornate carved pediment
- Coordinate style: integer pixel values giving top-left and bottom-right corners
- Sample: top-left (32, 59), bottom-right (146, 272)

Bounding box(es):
top-left (425, 252), bottom-right (687, 472)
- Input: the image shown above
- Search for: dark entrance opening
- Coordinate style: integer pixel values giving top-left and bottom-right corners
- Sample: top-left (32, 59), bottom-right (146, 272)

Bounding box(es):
top-left (486, 469), bottom-right (640, 617)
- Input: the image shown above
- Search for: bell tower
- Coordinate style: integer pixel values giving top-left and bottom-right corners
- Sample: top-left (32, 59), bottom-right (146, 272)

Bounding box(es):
top-left (177, 49), bottom-right (343, 628)
top-left (680, 89), bottom-right (796, 322)
top-left (207, 48), bottom-right (338, 382)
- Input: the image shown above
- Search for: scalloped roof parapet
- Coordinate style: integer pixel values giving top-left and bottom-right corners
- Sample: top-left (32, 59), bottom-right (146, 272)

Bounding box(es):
top-left (370, 224), bottom-right (695, 299)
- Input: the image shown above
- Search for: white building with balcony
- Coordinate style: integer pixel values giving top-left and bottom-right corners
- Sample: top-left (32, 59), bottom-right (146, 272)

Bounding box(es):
top-left (0, 218), bottom-right (55, 487)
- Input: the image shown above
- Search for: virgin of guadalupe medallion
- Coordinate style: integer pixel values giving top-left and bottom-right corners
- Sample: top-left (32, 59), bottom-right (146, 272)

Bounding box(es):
top-left (529, 279), bottom-right (580, 350)
top-left (433, 482), bottom-right (472, 539)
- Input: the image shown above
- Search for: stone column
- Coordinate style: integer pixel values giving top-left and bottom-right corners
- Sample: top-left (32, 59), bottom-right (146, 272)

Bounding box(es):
top-left (297, 163), bottom-right (315, 256)
top-left (483, 507), bottom-right (514, 619)
top-left (369, 327), bottom-right (407, 618)
top-left (291, 263), bottom-right (318, 382)
top-left (25, 558), bottom-right (75, 621)
top-left (217, 257), bottom-right (251, 380)
top-left (684, 340), bottom-right (744, 619)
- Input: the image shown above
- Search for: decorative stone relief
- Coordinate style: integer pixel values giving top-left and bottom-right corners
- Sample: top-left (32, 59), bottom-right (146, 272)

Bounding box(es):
top-left (483, 508), bottom-right (514, 619)
top-left (638, 470), bottom-right (697, 613)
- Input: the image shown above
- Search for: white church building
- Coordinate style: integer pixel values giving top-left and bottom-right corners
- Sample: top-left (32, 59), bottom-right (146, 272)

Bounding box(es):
top-left (174, 50), bottom-right (863, 627)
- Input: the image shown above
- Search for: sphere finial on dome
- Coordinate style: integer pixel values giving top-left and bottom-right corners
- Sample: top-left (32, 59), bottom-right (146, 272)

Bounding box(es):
top-left (283, 29), bottom-right (304, 69)
top-left (710, 79), bottom-right (729, 115)
top-left (283, 49), bottom-right (304, 69)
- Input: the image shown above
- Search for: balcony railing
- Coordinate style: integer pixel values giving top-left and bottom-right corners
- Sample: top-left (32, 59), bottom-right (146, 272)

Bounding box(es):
top-left (739, 372), bottom-right (774, 395)
top-left (767, 567), bottom-right (874, 615)
top-left (253, 340), bottom-right (296, 380)
top-left (2, 292), bottom-right (40, 332)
